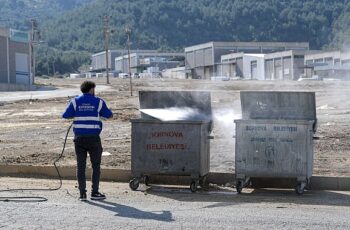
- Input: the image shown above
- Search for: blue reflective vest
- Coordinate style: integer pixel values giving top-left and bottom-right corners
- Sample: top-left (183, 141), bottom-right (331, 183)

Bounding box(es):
top-left (62, 93), bottom-right (113, 136)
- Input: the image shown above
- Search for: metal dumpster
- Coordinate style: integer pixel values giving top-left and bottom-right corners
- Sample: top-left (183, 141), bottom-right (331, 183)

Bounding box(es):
top-left (130, 91), bottom-right (213, 192)
top-left (235, 91), bottom-right (316, 195)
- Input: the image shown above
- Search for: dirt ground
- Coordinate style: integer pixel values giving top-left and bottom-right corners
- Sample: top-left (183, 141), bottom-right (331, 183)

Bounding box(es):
top-left (0, 77), bottom-right (349, 176)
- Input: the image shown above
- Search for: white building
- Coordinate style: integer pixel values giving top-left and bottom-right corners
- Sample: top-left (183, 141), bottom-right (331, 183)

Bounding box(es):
top-left (305, 51), bottom-right (350, 80)
top-left (221, 53), bottom-right (265, 80)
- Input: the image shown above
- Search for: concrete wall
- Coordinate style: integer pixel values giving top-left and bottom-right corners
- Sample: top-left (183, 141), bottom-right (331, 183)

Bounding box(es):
top-left (264, 51), bottom-right (306, 80)
top-left (0, 83), bottom-right (32, 91)
top-left (185, 51), bottom-right (195, 69)
top-left (274, 58), bottom-right (283, 80)
top-left (115, 55), bottom-right (138, 73)
top-left (265, 59), bottom-right (273, 80)
top-left (242, 55), bottom-right (265, 80)
top-left (162, 67), bottom-right (188, 79)
top-left (186, 47), bottom-right (214, 79)
top-left (185, 48), bottom-right (213, 69)
top-left (213, 47), bottom-right (232, 65)
top-left (192, 66), bottom-right (204, 79)
top-left (115, 58), bottom-right (128, 73)
top-left (0, 36), bottom-right (8, 83)
top-left (220, 63), bottom-right (236, 77)
top-left (191, 66), bottom-right (216, 79)
top-left (9, 40), bottom-right (30, 84)
top-left (283, 57), bottom-right (292, 80)
top-left (0, 29), bottom-right (30, 86)
top-left (221, 53), bottom-right (264, 79)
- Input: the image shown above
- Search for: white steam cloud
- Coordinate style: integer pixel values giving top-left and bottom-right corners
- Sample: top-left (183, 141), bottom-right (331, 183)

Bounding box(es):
top-left (213, 108), bottom-right (241, 128)
top-left (140, 107), bottom-right (204, 121)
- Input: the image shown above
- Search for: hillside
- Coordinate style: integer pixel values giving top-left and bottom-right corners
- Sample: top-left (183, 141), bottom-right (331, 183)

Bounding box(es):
top-left (1, 0), bottom-right (350, 74)
top-left (42, 0), bottom-right (348, 52)
top-left (0, 0), bottom-right (91, 30)
top-left (330, 1), bottom-right (350, 51)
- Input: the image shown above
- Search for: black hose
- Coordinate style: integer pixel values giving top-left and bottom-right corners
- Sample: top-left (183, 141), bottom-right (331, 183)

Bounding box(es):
top-left (0, 124), bottom-right (73, 202)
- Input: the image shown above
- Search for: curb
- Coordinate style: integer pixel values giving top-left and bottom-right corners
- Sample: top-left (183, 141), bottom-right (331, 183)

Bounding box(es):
top-left (0, 165), bottom-right (131, 182)
top-left (1, 165), bottom-right (350, 191)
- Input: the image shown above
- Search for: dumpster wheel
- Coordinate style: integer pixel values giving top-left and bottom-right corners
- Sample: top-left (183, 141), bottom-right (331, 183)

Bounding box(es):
top-left (129, 178), bottom-right (140, 191)
top-left (236, 180), bottom-right (244, 194)
top-left (199, 175), bottom-right (209, 189)
top-left (295, 182), bottom-right (306, 195)
top-left (190, 181), bottom-right (198, 193)
top-left (144, 176), bottom-right (150, 186)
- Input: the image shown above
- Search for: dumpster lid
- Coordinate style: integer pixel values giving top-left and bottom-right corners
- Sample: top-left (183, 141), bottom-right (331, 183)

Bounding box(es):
top-left (139, 91), bottom-right (212, 121)
top-left (240, 91), bottom-right (316, 121)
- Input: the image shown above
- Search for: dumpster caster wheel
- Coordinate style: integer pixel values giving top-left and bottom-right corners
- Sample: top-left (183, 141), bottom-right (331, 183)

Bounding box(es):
top-left (199, 176), bottom-right (209, 189)
top-left (236, 180), bottom-right (244, 194)
top-left (190, 181), bottom-right (198, 193)
top-left (129, 179), bottom-right (140, 191)
top-left (295, 182), bottom-right (306, 195)
top-left (144, 176), bottom-right (150, 186)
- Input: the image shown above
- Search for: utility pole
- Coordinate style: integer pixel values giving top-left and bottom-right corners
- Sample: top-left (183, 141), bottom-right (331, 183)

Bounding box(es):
top-left (30, 19), bottom-right (41, 84)
top-left (30, 19), bottom-right (37, 85)
top-left (103, 15), bottom-right (111, 84)
top-left (125, 27), bottom-right (132, 96)
top-left (52, 59), bottom-right (56, 76)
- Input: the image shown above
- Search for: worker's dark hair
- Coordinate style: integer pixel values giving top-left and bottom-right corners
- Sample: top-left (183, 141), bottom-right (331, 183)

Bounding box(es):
top-left (80, 81), bottom-right (96, 93)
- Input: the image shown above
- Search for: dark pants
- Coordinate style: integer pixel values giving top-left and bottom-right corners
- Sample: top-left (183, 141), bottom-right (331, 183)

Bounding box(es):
top-left (74, 135), bottom-right (103, 194)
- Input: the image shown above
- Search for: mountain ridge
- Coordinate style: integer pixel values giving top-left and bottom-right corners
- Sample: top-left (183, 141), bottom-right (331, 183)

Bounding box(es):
top-left (1, 0), bottom-right (350, 75)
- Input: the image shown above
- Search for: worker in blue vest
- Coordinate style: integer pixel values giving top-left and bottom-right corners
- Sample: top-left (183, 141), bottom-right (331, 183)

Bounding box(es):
top-left (62, 81), bottom-right (113, 201)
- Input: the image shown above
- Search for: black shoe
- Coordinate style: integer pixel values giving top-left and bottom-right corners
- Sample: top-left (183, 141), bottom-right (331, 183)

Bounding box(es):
top-left (91, 192), bottom-right (106, 200)
top-left (79, 192), bottom-right (87, 201)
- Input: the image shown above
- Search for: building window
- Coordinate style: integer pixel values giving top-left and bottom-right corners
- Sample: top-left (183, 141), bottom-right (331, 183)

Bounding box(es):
top-left (334, 59), bottom-right (341, 66)
top-left (305, 60), bottom-right (313, 65)
top-left (325, 57), bottom-right (333, 65)
top-left (342, 59), bottom-right (350, 66)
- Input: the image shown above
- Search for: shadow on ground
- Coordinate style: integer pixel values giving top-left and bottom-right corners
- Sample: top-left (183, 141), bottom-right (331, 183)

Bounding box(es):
top-left (141, 184), bottom-right (350, 208)
top-left (85, 200), bottom-right (174, 222)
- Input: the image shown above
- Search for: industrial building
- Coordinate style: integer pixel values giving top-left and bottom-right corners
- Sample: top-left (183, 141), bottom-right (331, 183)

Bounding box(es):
top-left (0, 27), bottom-right (31, 89)
top-left (264, 50), bottom-right (307, 80)
top-left (114, 52), bottom-right (185, 75)
top-left (304, 51), bottom-right (350, 80)
top-left (221, 53), bottom-right (265, 80)
top-left (185, 41), bottom-right (309, 79)
top-left (162, 67), bottom-right (188, 79)
top-left (220, 50), bottom-right (307, 80)
top-left (91, 49), bottom-right (157, 72)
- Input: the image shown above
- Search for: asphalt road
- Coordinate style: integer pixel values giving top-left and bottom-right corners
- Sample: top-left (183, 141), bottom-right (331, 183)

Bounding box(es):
top-left (0, 177), bottom-right (350, 229)
top-left (0, 85), bottom-right (112, 102)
